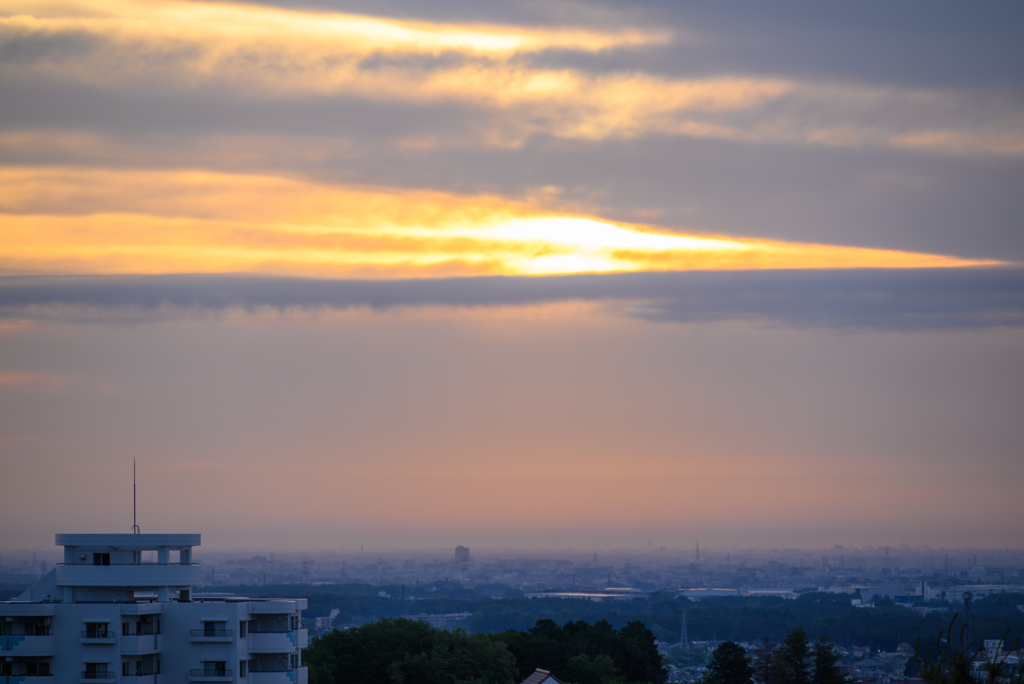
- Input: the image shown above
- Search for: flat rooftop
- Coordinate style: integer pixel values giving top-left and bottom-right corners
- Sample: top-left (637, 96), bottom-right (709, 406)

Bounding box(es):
top-left (56, 533), bottom-right (201, 549)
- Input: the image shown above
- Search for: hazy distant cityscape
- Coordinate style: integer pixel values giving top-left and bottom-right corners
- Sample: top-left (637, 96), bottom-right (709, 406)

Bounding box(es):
top-left (6, 543), bottom-right (1024, 593)
top-left (4, 541), bottom-right (1022, 681)
top-left (8, 540), bottom-right (1024, 593)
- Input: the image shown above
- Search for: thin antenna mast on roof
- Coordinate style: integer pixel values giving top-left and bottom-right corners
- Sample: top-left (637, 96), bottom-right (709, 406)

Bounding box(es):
top-left (132, 459), bottom-right (140, 534)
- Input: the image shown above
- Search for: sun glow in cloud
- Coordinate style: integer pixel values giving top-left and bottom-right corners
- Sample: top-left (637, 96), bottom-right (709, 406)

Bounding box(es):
top-left (2, 0), bottom-right (667, 56)
top-left (0, 167), bottom-right (994, 278)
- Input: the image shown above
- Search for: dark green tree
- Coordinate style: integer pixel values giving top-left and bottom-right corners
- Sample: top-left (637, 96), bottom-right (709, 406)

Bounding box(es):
top-left (810, 635), bottom-right (845, 684)
top-left (303, 617), bottom-right (518, 684)
top-left (752, 637), bottom-right (787, 684)
top-left (781, 628), bottom-right (811, 684)
top-left (705, 641), bottom-right (754, 684)
top-left (564, 654), bottom-right (621, 684)
top-left (618, 620), bottom-right (668, 684)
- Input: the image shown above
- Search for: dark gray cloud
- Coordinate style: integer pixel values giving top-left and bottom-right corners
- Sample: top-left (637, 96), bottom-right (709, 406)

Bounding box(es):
top-left (243, 0), bottom-right (1024, 89)
top-left (3, 268), bottom-right (1022, 330)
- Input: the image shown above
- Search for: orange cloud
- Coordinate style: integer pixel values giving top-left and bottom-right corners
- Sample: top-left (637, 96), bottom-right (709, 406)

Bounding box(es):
top-left (0, 166), bottom-right (996, 278)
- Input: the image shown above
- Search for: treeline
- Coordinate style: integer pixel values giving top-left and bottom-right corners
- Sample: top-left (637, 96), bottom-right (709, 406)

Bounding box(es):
top-left (703, 629), bottom-right (845, 684)
top-left (304, 617), bottom-right (667, 684)
top-left (221, 583), bottom-right (1024, 650)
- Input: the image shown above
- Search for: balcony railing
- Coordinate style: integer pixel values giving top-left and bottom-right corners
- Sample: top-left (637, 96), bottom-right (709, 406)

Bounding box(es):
top-left (189, 669), bottom-right (233, 677)
top-left (250, 665), bottom-right (295, 673)
top-left (81, 671), bottom-right (115, 679)
top-left (249, 627), bottom-right (292, 633)
top-left (57, 563), bottom-right (202, 588)
top-left (81, 631), bottom-right (111, 638)
top-left (189, 629), bottom-right (232, 637)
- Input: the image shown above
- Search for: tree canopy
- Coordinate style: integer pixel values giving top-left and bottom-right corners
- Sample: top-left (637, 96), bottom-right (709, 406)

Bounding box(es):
top-left (753, 629), bottom-right (846, 684)
top-left (811, 635), bottom-right (845, 684)
top-left (704, 641), bottom-right (754, 684)
top-left (304, 617), bottom-right (668, 684)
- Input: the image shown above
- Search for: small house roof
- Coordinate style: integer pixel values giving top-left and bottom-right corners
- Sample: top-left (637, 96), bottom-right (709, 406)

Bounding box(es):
top-left (519, 668), bottom-right (565, 684)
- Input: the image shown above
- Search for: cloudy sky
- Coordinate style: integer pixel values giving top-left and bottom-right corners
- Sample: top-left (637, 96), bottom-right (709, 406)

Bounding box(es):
top-left (1, 0), bottom-right (1022, 551)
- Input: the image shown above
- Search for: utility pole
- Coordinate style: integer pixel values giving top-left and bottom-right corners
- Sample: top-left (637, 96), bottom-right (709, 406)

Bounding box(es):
top-left (132, 459), bottom-right (140, 534)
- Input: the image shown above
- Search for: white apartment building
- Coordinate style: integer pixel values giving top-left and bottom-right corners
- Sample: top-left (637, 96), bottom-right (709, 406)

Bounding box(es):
top-left (0, 533), bottom-right (308, 683)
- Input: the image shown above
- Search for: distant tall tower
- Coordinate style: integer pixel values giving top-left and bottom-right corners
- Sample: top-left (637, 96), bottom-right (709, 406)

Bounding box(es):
top-left (455, 546), bottom-right (470, 587)
top-left (695, 541), bottom-right (700, 562)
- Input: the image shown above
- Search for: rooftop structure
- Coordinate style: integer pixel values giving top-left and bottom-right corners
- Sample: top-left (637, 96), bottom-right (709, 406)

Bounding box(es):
top-left (1, 532), bottom-right (308, 683)
top-left (520, 668), bottom-right (565, 684)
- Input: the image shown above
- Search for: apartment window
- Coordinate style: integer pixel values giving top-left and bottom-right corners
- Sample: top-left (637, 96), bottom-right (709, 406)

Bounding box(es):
top-left (84, 622), bottom-right (108, 638)
top-left (202, 620), bottom-right (227, 637)
top-left (122, 621), bottom-right (129, 636)
top-left (26, 662), bottom-right (49, 676)
top-left (84, 662), bottom-right (110, 678)
top-left (239, 620), bottom-right (247, 637)
top-left (122, 662), bottom-right (130, 677)
top-left (203, 661), bottom-right (227, 676)
top-left (239, 660), bottom-right (247, 677)
top-left (92, 552), bottom-right (110, 566)
top-left (136, 660), bottom-right (143, 676)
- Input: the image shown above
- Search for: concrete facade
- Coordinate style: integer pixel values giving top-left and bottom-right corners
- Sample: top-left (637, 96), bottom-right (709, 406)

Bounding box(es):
top-left (1, 533), bottom-right (307, 683)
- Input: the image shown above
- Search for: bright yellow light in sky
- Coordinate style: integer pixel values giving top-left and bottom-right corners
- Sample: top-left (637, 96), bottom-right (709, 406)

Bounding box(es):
top-left (0, 166), bottom-right (996, 278)
top-left (2, 0), bottom-right (667, 57)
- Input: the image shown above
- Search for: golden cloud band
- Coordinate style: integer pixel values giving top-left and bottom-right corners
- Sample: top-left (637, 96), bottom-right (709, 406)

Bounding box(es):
top-left (0, 167), bottom-right (994, 278)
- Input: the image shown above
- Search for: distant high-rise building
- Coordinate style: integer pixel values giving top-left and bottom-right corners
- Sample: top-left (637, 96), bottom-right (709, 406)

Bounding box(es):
top-left (455, 546), bottom-right (471, 563)
top-left (1, 531), bottom-right (308, 681)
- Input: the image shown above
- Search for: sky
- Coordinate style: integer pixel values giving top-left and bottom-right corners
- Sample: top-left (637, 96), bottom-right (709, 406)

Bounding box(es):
top-left (1, 0), bottom-right (1022, 551)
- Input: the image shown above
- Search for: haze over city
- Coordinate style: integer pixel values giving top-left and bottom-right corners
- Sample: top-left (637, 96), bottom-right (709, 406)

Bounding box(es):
top-left (1, 0), bottom-right (1023, 556)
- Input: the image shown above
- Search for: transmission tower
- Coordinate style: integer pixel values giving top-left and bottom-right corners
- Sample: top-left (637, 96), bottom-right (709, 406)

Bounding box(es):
top-left (680, 611), bottom-right (692, 667)
top-left (963, 591), bottom-right (974, 647)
